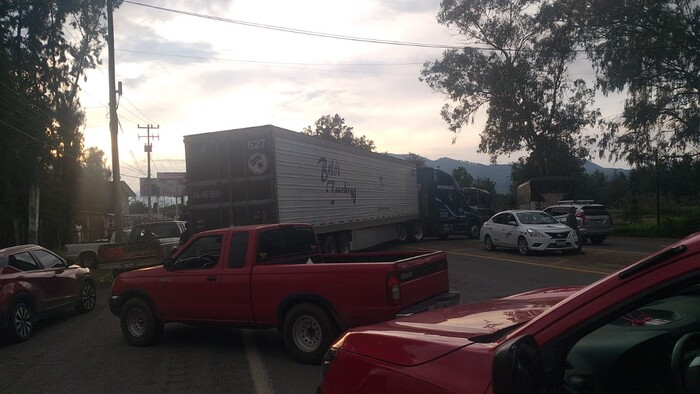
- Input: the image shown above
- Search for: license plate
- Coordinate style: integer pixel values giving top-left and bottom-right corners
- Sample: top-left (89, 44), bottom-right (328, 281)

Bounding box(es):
top-left (556, 239), bottom-right (566, 246)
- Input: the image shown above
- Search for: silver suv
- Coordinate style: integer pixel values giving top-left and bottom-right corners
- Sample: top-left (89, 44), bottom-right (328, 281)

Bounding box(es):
top-left (543, 200), bottom-right (613, 245)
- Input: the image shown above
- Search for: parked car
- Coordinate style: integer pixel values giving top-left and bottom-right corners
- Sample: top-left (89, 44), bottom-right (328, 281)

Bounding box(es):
top-left (480, 209), bottom-right (579, 255)
top-left (319, 232), bottom-right (700, 393)
top-left (0, 244), bottom-right (96, 342)
top-left (544, 200), bottom-right (613, 244)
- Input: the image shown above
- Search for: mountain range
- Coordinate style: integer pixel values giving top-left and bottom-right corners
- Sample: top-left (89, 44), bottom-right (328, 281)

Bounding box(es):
top-left (391, 155), bottom-right (631, 194)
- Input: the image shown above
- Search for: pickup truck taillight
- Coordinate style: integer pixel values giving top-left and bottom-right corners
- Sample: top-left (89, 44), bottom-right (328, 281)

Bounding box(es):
top-left (386, 271), bottom-right (401, 305)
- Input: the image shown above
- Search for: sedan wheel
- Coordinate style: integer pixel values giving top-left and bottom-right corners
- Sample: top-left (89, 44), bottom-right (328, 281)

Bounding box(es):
top-left (517, 237), bottom-right (530, 256)
top-left (484, 235), bottom-right (496, 251)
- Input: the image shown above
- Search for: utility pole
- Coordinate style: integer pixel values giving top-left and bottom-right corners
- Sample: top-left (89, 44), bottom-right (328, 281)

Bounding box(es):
top-left (107, 0), bottom-right (124, 243)
top-left (139, 124), bottom-right (159, 220)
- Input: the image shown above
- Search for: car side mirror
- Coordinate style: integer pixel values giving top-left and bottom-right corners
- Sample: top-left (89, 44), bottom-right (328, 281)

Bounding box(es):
top-left (508, 221), bottom-right (518, 226)
top-left (163, 257), bottom-right (176, 271)
top-left (492, 335), bottom-right (544, 394)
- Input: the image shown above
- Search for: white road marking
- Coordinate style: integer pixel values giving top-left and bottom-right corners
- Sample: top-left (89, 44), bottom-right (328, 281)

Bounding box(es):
top-left (243, 329), bottom-right (275, 394)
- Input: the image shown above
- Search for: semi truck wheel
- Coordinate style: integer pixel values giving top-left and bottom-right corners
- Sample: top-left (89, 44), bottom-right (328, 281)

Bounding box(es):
top-left (120, 298), bottom-right (164, 347)
top-left (322, 236), bottom-right (337, 254)
top-left (408, 223), bottom-right (424, 243)
top-left (396, 224), bottom-right (408, 243)
top-left (283, 303), bottom-right (338, 364)
top-left (468, 223), bottom-right (480, 239)
top-left (337, 233), bottom-right (351, 254)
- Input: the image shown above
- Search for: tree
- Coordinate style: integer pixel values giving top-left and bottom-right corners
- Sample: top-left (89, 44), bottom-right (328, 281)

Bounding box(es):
top-left (421, 0), bottom-right (599, 176)
top-left (554, 0), bottom-right (700, 165)
top-left (0, 0), bottom-right (120, 247)
top-left (403, 153), bottom-right (427, 168)
top-left (303, 114), bottom-right (376, 152)
top-left (452, 166), bottom-right (473, 187)
top-left (473, 177), bottom-right (497, 196)
top-left (80, 147), bottom-right (111, 212)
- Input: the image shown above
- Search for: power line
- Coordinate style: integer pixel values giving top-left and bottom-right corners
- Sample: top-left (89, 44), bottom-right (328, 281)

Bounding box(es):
top-left (123, 0), bottom-right (466, 50)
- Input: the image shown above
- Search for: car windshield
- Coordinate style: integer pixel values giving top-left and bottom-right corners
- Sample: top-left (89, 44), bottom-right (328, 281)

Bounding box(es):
top-left (517, 212), bottom-right (558, 225)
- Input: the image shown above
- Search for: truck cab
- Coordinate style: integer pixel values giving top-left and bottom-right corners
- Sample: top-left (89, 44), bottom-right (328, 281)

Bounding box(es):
top-left (417, 167), bottom-right (481, 239)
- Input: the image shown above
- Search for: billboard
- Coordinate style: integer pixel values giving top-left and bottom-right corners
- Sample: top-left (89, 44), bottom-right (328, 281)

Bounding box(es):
top-left (140, 172), bottom-right (186, 197)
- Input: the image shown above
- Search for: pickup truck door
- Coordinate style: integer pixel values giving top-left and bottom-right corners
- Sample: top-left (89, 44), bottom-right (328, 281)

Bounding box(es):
top-left (219, 231), bottom-right (254, 322)
top-left (156, 234), bottom-right (224, 321)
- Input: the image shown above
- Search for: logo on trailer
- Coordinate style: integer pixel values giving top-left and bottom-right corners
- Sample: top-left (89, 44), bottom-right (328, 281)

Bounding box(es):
top-left (248, 152), bottom-right (269, 175)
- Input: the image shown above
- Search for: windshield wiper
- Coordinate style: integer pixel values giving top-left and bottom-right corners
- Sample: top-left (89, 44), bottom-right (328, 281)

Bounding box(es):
top-left (619, 245), bottom-right (687, 280)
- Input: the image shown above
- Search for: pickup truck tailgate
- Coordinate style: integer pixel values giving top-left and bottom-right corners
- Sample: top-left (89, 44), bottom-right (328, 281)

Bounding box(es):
top-left (394, 251), bottom-right (458, 312)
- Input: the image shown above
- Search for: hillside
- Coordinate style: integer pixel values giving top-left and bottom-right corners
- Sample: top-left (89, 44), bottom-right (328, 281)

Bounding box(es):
top-left (390, 155), bottom-right (630, 193)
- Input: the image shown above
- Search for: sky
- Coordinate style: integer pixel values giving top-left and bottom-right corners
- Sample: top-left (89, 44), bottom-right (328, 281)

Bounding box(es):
top-left (78, 0), bottom-right (628, 195)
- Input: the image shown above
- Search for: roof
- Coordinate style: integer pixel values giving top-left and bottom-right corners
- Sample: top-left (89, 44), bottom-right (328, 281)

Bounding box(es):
top-left (0, 244), bottom-right (43, 258)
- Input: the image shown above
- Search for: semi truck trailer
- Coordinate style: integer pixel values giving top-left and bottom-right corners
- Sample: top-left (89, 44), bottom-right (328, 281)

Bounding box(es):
top-left (183, 125), bottom-right (479, 252)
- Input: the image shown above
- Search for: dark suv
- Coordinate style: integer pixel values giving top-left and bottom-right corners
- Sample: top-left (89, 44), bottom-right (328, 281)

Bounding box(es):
top-left (544, 201), bottom-right (613, 244)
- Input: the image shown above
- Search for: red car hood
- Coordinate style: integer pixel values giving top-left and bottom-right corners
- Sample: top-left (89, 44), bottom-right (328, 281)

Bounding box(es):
top-left (335, 286), bottom-right (581, 366)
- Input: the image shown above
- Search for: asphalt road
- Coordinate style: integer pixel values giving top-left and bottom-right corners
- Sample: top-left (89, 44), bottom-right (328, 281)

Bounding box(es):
top-left (0, 235), bottom-right (678, 394)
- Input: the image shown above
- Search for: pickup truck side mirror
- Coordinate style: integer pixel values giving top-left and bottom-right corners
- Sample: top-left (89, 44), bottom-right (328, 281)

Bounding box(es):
top-left (163, 257), bottom-right (176, 271)
top-left (492, 335), bottom-right (544, 394)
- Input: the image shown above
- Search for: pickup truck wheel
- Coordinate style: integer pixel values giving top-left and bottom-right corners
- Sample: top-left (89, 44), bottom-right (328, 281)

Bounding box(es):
top-left (120, 298), bottom-right (163, 347)
top-left (283, 303), bottom-right (338, 364)
top-left (76, 280), bottom-right (97, 313)
top-left (79, 252), bottom-right (98, 269)
top-left (5, 301), bottom-right (34, 342)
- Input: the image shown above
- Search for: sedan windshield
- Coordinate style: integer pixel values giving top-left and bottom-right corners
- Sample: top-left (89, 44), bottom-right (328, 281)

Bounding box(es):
top-left (517, 212), bottom-right (558, 225)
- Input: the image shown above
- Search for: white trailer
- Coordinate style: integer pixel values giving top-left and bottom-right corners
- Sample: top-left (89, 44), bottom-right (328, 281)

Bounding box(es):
top-left (184, 125), bottom-right (420, 252)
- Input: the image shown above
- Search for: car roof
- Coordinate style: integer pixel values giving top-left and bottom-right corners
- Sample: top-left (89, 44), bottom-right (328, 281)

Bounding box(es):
top-left (0, 244), bottom-right (44, 258)
top-left (500, 210), bottom-right (547, 214)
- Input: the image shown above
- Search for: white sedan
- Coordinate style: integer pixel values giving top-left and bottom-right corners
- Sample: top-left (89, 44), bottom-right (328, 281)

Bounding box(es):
top-left (480, 210), bottom-right (580, 255)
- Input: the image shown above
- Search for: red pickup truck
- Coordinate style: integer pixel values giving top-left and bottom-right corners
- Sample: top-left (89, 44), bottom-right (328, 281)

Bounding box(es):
top-left (320, 232), bottom-right (700, 393)
top-left (109, 223), bottom-right (459, 363)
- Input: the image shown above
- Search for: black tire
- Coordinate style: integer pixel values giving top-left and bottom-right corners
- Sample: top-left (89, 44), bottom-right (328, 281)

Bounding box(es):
top-left (79, 252), bottom-right (98, 269)
top-left (484, 235), bottom-right (496, 251)
top-left (396, 224), bottom-right (408, 243)
top-left (76, 280), bottom-right (97, 313)
top-left (468, 222), bottom-right (480, 239)
top-left (517, 236), bottom-right (530, 256)
top-left (590, 236), bottom-right (606, 245)
top-left (5, 301), bottom-right (34, 342)
top-left (120, 298), bottom-right (163, 347)
top-left (283, 303), bottom-right (338, 364)
top-left (337, 233), bottom-right (351, 254)
top-left (408, 222), bottom-right (424, 243)
top-left (322, 235), bottom-right (337, 254)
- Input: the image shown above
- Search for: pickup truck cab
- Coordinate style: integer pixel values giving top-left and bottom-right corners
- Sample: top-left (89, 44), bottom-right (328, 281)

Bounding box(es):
top-left (320, 232), bottom-right (700, 393)
top-left (109, 223), bottom-right (458, 363)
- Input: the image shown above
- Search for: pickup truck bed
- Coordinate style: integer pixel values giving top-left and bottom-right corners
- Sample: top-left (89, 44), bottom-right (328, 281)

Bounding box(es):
top-left (109, 223), bottom-right (458, 363)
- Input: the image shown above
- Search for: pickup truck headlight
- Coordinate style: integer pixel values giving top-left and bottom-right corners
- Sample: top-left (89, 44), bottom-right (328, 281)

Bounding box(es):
top-left (526, 229), bottom-right (545, 238)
